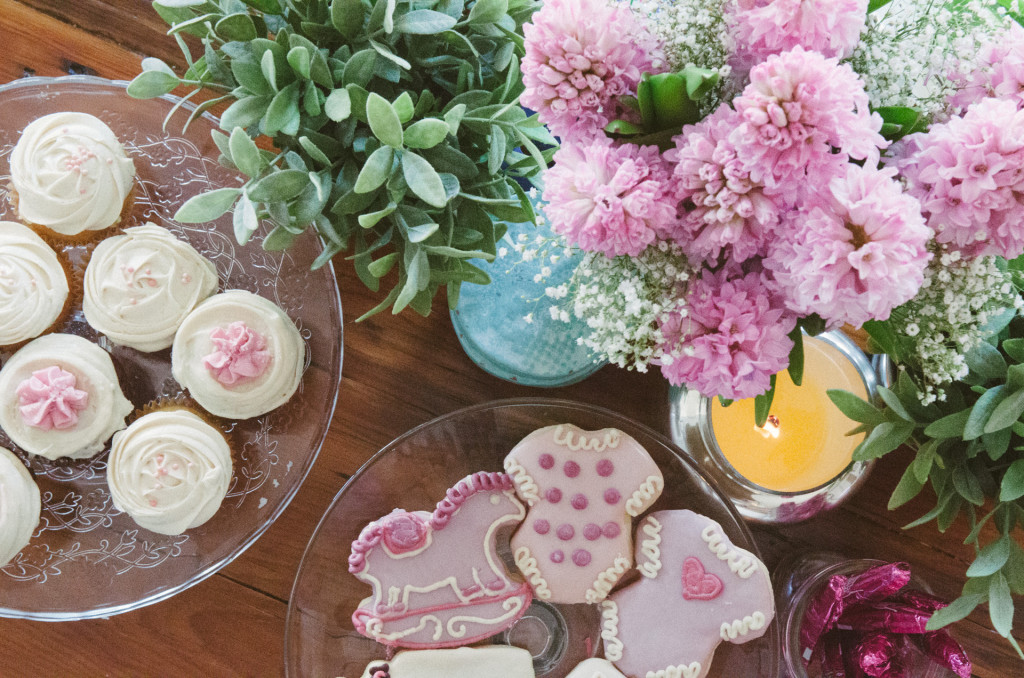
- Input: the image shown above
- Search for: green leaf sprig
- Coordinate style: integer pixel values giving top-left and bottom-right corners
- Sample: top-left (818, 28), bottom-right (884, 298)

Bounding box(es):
top-left (131, 0), bottom-right (551, 317)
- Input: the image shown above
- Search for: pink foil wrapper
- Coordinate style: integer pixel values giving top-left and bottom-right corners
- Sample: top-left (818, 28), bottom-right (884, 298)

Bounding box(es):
top-left (893, 588), bottom-right (949, 613)
top-left (921, 630), bottom-right (972, 678)
top-left (841, 631), bottom-right (870, 678)
top-left (837, 602), bottom-right (930, 634)
top-left (844, 563), bottom-right (911, 606)
top-left (801, 574), bottom-right (849, 665)
top-left (817, 631), bottom-right (847, 678)
top-left (856, 632), bottom-right (907, 678)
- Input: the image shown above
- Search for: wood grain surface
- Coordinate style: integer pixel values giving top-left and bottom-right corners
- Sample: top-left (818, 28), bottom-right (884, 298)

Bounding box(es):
top-left (0, 2), bottom-right (1020, 676)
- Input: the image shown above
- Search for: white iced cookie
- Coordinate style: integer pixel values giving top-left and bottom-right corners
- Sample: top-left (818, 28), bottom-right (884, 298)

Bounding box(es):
top-left (171, 290), bottom-right (304, 419)
top-left (0, 446), bottom-right (41, 567)
top-left (10, 112), bottom-right (135, 236)
top-left (83, 223), bottom-right (218, 351)
top-left (107, 410), bottom-right (232, 535)
top-left (565, 659), bottom-right (628, 678)
top-left (0, 220), bottom-right (69, 345)
top-left (0, 334), bottom-right (133, 460)
top-left (351, 647), bottom-right (535, 678)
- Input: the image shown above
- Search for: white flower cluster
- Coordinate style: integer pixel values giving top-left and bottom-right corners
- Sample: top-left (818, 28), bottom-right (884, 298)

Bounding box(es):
top-left (548, 241), bottom-right (692, 372)
top-left (850, 0), bottom-right (1011, 118)
top-left (896, 250), bottom-right (1023, 404)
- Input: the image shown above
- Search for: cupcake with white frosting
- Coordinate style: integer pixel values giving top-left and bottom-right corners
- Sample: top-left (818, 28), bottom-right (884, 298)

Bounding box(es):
top-left (83, 223), bottom-right (218, 352)
top-left (10, 112), bottom-right (135, 239)
top-left (0, 334), bottom-right (133, 460)
top-left (171, 290), bottom-right (305, 419)
top-left (0, 446), bottom-right (41, 567)
top-left (0, 220), bottom-right (70, 347)
top-left (107, 409), bottom-right (232, 535)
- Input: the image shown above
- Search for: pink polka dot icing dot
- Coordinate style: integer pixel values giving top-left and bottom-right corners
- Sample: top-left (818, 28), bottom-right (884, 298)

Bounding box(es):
top-left (602, 521), bottom-right (621, 538)
top-left (546, 488), bottom-right (563, 503)
top-left (583, 523), bottom-right (601, 541)
top-left (550, 550), bottom-right (565, 564)
top-left (597, 459), bottom-right (614, 476)
top-left (538, 453), bottom-right (555, 469)
top-left (564, 460), bottom-right (580, 478)
top-left (572, 549), bottom-right (592, 567)
top-left (556, 524), bottom-right (575, 541)
top-left (604, 488), bottom-right (621, 505)
top-left (571, 493), bottom-right (588, 510)
top-left (534, 519), bottom-right (551, 535)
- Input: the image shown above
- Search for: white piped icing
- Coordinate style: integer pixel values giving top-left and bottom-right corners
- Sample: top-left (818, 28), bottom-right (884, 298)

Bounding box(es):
top-left (354, 647), bottom-right (536, 678)
top-left (637, 516), bottom-right (663, 578)
top-left (625, 474), bottom-right (664, 517)
top-left (0, 446), bottom-right (40, 566)
top-left (565, 659), bottom-right (628, 678)
top-left (599, 599), bottom-right (623, 661)
top-left (503, 457), bottom-right (539, 506)
top-left (11, 112), bottom-right (135, 235)
top-left (0, 221), bottom-right (68, 345)
top-left (585, 555), bottom-right (631, 604)
top-left (107, 410), bottom-right (232, 535)
top-left (172, 290), bottom-right (304, 419)
top-left (552, 424), bottom-right (621, 451)
top-left (701, 524), bottom-right (758, 579)
top-left (720, 611), bottom-right (767, 641)
top-left (514, 546), bottom-right (552, 600)
top-left (646, 664), bottom-right (702, 678)
top-left (83, 223), bottom-right (218, 351)
top-left (0, 334), bottom-right (132, 460)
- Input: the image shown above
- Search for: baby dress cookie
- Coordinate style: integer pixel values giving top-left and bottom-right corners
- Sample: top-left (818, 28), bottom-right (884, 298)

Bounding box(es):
top-left (504, 424), bottom-right (663, 604)
top-left (565, 658), bottom-right (628, 678)
top-left (348, 472), bottom-right (532, 648)
top-left (601, 510), bottom-right (775, 678)
top-left (348, 647), bottom-right (535, 678)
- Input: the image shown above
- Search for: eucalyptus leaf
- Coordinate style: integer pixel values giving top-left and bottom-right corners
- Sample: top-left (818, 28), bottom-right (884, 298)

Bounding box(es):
top-left (986, 387), bottom-right (1024, 433)
top-left (331, 0), bottom-right (365, 38)
top-left (394, 9), bottom-right (457, 34)
top-left (965, 385), bottom-right (1006, 440)
top-left (1000, 459), bottom-right (1024, 502)
top-left (262, 82), bottom-right (301, 136)
top-left (393, 91), bottom-right (415, 123)
top-left (325, 88), bottom-right (352, 121)
top-left (233, 192), bottom-right (260, 244)
top-left (174, 187), bottom-right (241, 223)
top-left (354, 146), bottom-right (395, 194)
top-left (402, 151), bottom-right (447, 207)
top-left (343, 49), bottom-right (377, 87)
top-left (889, 464), bottom-right (926, 510)
top-left (853, 420), bottom-right (914, 461)
top-left (468, 0), bottom-right (508, 25)
top-left (968, 536), bottom-right (1012, 577)
top-left (368, 252), bottom-right (399, 277)
top-left (826, 389), bottom-right (885, 425)
top-left (990, 572), bottom-right (1015, 637)
top-left (287, 45), bottom-right (312, 79)
top-left (366, 92), bottom-right (404, 147)
top-left (216, 13), bottom-right (258, 41)
top-left (924, 409), bottom-right (971, 439)
top-left (262, 224), bottom-right (297, 251)
top-left (403, 118), bottom-right (449, 149)
top-left (248, 169), bottom-right (310, 202)
top-left (127, 70), bottom-right (180, 98)
top-left (925, 594), bottom-right (984, 630)
top-left (229, 127), bottom-right (264, 177)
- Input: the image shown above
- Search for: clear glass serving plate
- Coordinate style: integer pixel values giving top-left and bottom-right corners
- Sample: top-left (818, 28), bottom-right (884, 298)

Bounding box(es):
top-left (286, 399), bottom-right (780, 678)
top-left (0, 76), bottom-right (343, 620)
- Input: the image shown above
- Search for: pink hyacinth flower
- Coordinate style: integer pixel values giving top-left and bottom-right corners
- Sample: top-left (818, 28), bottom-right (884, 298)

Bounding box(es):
top-left (17, 366), bottom-right (89, 431)
top-left (731, 0), bottom-right (869, 64)
top-left (204, 321), bottom-right (272, 386)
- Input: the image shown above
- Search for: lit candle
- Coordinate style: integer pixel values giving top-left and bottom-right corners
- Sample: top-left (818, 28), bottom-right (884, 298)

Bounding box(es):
top-left (709, 336), bottom-right (869, 493)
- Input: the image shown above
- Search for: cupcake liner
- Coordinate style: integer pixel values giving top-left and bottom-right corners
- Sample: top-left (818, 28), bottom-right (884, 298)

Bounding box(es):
top-left (9, 181), bottom-right (134, 245)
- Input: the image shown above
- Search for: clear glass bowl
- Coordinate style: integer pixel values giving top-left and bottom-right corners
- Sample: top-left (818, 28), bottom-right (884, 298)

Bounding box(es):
top-left (285, 398), bottom-right (780, 678)
top-left (0, 76), bottom-right (343, 620)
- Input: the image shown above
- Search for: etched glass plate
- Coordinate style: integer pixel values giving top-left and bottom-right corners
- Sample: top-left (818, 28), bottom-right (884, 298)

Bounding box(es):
top-left (286, 400), bottom-right (780, 678)
top-left (0, 76), bottom-right (343, 620)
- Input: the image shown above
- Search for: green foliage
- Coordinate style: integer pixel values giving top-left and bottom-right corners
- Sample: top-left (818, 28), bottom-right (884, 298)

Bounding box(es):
top-left (137, 0), bottom-right (545, 316)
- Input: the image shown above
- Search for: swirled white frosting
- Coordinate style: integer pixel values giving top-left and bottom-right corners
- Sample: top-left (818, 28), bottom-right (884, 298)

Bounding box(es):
top-left (108, 410), bottom-right (232, 535)
top-left (11, 112), bottom-right (135, 235)
top-left (0, 221), bottom-right (68, 345)
top-left (171, 290), bottom-right (304, 419)
top-left (0, 334), bottom-right (133, 460)
top-left (0, 445), bottom-right (40, 567)
top-left (83, 223), bottom-right (218, 351)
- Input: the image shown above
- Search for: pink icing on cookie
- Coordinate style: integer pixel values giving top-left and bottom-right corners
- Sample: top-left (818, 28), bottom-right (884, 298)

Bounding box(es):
top-left (203, 321), bottom-right (271, 386)
top-left (683, 556), bottom-right (724, 601)
top-left (16, 366), bottom-right (89, 430)
top-left (547, 488), bottom-right (562, 503)
top-left (534, 519), bottom-right (550, 534)
top-left (604, 488), bottom-right (621, 504)
top-left (597, 459), bottom-right (614, 476)
top-left (381, 511), bottom-right (430, 554)
top-left (571, 493), bottom-right (588, 510)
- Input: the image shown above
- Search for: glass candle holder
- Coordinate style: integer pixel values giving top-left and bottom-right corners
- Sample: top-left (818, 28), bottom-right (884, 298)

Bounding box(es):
top-left (774, 552), bottom-right (960, 678)
top-left (669, 330), bottom-right (889, 523)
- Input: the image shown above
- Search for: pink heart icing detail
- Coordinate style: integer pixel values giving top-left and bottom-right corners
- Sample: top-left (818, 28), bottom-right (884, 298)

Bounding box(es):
top-left (682, 556), bottom-right (723, 601)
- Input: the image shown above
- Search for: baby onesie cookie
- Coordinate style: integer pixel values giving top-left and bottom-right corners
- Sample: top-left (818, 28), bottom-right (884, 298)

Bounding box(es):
top-left (348, 471), bottom-right (532, 648)
top-left (566, 658), bottom-right (628, 678)
top-left (601, 510), bottom-right (774, 678)
top-left (349, 647), bottom-right (535, 678)
top-left (505, 424), bottom-right (663, 604)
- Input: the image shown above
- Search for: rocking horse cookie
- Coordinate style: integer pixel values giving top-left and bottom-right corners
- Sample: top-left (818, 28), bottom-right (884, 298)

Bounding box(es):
top-left (601, 509), bottom-right (774, 678)
top-left (504, 424), bottom-right (663, 604)
top-left (348, 471), bottom-right (532, 648)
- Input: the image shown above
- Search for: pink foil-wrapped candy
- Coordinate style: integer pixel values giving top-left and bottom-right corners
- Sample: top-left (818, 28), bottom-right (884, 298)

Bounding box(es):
top-left (844, 562), bottom-right (912, 607)
top-left (837, 602), bottom-right (930, 635)
top-left (920, 630), bottom-right (972, 678)
top-left (800, 574), bottom-right (848, 665)
top-left (16, 366), bottom-right (89, 430)
top-left (856, 632), bottom-right (907, 678)
top-left (893, 588), bottom-right (949, 613)
top-left (203, 321), bottom-right (271, 386)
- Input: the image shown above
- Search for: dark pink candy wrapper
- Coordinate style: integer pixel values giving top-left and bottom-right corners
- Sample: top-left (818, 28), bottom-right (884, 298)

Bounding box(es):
top-left (837, 602), bottom-right (930, 634)
top-left (801, 574), bottom-right (849, 665)
top-left (817, 631), bottom-right (846, 677)
top-left (921, 630), bottom-right (972, 678)
top-left (856, 632), bottom-right (907, 678)
top-left (844, 563), bottom-right (912, 607)
top-left (893, 589), bottom-right (949, 613)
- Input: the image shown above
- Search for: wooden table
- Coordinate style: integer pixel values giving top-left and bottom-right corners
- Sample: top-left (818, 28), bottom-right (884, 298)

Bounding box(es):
top-left (0, 2), bottom-right (1019, 676)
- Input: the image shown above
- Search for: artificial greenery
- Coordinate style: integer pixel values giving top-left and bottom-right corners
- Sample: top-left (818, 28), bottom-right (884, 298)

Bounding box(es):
top-left (129, 0), bottom-right (551, 317)
top-left (828, 258), bottom-right (1024, 658)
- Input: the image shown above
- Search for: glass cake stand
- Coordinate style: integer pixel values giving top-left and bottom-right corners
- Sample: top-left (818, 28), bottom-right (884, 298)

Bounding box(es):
top-left (285, 399), bottom-right (780, 678)
top-left (0, 76), bottom-right (343, 620)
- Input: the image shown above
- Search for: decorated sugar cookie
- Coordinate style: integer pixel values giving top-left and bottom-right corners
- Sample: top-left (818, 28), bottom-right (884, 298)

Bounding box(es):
top-left (601, 510), bottom-right (774, 678)
top-left (565, 658), bottom-right (628, 678)
top-left (348, 647), bottom-right (535, 678)
top-left (348, 472), bottom-right (532, 648)
top-left (505, 424), bottom-right (663, 604)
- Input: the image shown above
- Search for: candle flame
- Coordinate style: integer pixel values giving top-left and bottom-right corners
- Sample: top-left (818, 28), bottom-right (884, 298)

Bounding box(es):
top-left (754, 415), bottom-right (781, 440)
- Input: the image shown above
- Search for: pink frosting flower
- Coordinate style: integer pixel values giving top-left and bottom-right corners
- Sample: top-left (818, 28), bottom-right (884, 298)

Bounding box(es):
top-left (949, 23), bottom-right (1024, 114)
top-left (203, 321), bottom-right (272, 386)
top-left (658, 265), bottom-right (796, 401)
top-left (894, 97), bottom-right (1024, 260)
top-left (731, 0), bottom-right (869, 64)
top-left (16, 366), bottom-right (89, 431)
top-left (730, 47), bottom-right (886, 196)
top-left (521, 0), bottom-right (656, 141)
top-left (543, 139), bottom-right (677, 257)
top-left (669, 103), bottom-right (784, 264)
top-left (765, 164), bottom-right (932, 327)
